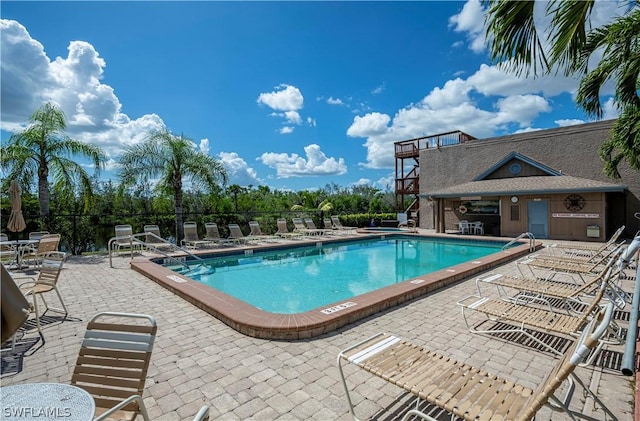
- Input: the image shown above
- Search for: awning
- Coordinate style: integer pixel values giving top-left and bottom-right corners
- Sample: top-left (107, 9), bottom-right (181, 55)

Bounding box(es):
top-left (421, 175), bottom-right (627, 199)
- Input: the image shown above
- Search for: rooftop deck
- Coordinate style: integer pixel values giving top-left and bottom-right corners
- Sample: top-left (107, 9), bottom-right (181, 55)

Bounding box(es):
top-left (2, 232), bottom-right (636, 420)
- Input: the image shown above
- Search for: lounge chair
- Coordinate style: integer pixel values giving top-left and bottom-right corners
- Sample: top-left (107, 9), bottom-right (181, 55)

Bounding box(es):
top-left (228, 223), bottom-right (251, 244)
top-left (530, 240), bottom-right (625, 266)
top-left (143, 225), bottom-right (174, 251)
top-left (338, 302), bottom-right (617, 421)
top-left (112, 225), bottom-right (142, 256)
top-left (457, 266), bottom-right (623, 356)
top-left (20, 233), bottom-right (61, 267)
top-left (546, 225), bottom-right (625, 256)
top-left (15, 251), bottom-right (69, 322)
top-left (204, 222), bottom-right (230, 246)
top-left (515, 245), bottom-right (624, 281)
top-left (276, 218), bottom-right (303, 239)
top-left (181, 222), bottom-right (211, 249)
top-left (475, 257), bottom-right (621, 314)
top-left (292, 217), bottom-right (319, 236)
top-left (304, 218), bottom-right (332, 236)
top-left (331, 215), bottom-right (357, 231)
top-left (248, 221), bottom-right (279, 243)
top-left (324, 218), bottom-right (349, 235)
top-left (71, 312), bottom-right (157, 421)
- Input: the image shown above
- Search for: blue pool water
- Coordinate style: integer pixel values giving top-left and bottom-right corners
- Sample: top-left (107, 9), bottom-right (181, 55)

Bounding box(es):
top-left (170, 237), bottom-right (506, 314)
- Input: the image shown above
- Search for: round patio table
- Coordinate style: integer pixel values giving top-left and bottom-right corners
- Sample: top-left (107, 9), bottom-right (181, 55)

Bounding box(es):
top-left (1, 383), bottom-right (95, 421)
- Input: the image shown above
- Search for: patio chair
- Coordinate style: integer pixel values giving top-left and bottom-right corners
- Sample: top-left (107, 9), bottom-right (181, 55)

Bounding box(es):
top-left (112, 225), bottom-right (142, 256)
top-left (181, 222), bottom-right (211, 249)
top-left (457, 266), bottom-right (624, 357)
top-left (71, 312), bottom-right (157, 421)
top-left (248, 221), bottom-right (278, 242)
top-left (276, 218), bottom-right (303, 239)
top-left (331, 215), bottom-right (357, 231)
top-left (0, 233), bottom-right (15, 263)
top-left (458, 220), bottom-right (470, 234)
top-left (15, 251), bottom-right (69, 322)
top-left (338, 302), bottom-right (617, 421)
top-left (20, 233), bottom-right (61, 267)
top-left (228, 223), bottom-right (251, 244)
top-left (143, 225), bottom-right (173, 251)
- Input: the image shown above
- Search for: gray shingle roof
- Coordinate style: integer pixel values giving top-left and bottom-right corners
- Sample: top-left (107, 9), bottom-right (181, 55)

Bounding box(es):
top-left (421, 175), bottom-right (626, 198)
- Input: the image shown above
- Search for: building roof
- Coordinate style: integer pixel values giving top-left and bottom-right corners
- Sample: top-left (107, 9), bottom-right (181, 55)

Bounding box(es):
top-left (421, 175), bottom-right (626, 198)
top-left (473, 151), bottom-right (561, 180)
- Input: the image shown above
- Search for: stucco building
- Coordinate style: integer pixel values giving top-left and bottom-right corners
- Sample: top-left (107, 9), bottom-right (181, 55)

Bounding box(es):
top-left (400, 120), bottom-right (638, 241)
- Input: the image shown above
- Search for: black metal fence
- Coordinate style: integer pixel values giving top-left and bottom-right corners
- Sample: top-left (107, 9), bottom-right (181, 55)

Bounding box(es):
top-left (1, 210), bottom-right (397, 254)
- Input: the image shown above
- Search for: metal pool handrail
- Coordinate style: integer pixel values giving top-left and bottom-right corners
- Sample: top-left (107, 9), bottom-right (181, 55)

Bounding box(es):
top-left (503, 232), bottom-right (536, 252)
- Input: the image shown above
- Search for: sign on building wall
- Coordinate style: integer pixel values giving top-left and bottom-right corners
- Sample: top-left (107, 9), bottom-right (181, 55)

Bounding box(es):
top-left (552, 213), bottom-right (600, 218)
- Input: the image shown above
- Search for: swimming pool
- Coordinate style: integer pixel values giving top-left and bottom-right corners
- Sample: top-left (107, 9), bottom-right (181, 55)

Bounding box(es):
top-left (130, 233), bottom-right (536, 339)
top-left (174, 237), bottom-right (505, 314)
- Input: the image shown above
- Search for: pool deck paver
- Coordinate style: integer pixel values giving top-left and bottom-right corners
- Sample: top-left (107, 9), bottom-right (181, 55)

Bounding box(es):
top-left (1, 231), bottom-right (636, 420)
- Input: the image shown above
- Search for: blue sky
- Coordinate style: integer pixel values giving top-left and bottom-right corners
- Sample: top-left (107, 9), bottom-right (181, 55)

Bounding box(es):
top-left (0, 1), bottom-right (624, 193)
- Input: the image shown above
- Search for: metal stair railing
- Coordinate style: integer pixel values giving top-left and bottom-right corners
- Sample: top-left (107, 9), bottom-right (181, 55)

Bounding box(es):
top-left (108, 232), bottom-right (214, 275)
top-left (503, 232), bottom-right (536, 252)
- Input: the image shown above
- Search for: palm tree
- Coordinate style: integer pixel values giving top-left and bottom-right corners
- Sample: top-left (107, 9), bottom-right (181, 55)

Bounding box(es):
top-left (118, 129), bottom-right (228, 242)
top-left (484, 0), bottom-right (639, 178)
top-left (0, 102), bottom-right (106, 225)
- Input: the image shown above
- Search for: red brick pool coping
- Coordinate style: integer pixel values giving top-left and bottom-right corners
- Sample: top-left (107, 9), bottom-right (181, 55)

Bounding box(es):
top-left (130, 233), bottom-right (538, 340)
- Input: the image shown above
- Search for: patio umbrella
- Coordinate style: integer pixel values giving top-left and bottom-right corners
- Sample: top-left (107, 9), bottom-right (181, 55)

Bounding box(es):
top-left (7, 180), bottom-right (26, 233)
top-left (1, 264), bottom-right (30, 343)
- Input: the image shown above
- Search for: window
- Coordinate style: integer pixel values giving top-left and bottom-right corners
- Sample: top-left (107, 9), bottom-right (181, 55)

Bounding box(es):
top-left (510, 204), bottom-right (520, 221)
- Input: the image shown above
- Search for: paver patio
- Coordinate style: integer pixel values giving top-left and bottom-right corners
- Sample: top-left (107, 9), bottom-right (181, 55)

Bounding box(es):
top-left (1, 233), bottom-right (635, 420)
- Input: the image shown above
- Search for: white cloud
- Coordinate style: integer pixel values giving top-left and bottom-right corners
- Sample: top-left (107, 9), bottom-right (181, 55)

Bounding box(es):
top-left (449, 0), bottom-right (486, 53)
top-left (352, 178), bottom-right (371, 186)
top-left (259, 144), bottom-right (347, 178)
top-left (494, 95), bottom-right (551, 127)
top-left (371, 83), bottom-right (386, 95)
top-left (346, 112), bottom-right (391, 138)
top-left (602, 97), bottom-right (619, 120)
top-left (346, 63), bottom-right (562, 169)
top-left (257, 84), bottom-right (311, 134)
top-left (0, 19), bottom-right (165, 160)
top-left (257, 84), bottom-right (303, 111)
top-left (375, 174), bottom-right (395, 191)
top-left (327, 97), bottom-right (344, 105)
top-left (555, 119), bottom-right (585, 127)
top-left (219, 151), bottom-right (262, 186)
top-left (284, 110), bottom-right (301, 125)
top-left (199, 138), bottom-right (210, 154)
top-left (307, 117), bottom-right (316, 127)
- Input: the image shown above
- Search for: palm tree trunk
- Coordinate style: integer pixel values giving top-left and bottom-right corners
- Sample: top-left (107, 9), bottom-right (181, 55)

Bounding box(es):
top-left (38, 170), bottom-right (50, 230)
top-left (175, 188), bottom-right (184, 243)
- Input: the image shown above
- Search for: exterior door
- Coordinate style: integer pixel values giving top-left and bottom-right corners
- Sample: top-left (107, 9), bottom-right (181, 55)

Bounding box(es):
top-left (527, 200), bottom-right (549, 238)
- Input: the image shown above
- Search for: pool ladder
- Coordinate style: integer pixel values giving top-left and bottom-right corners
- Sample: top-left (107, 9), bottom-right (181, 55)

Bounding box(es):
top-left (108, 231), bottom-right (214, 275)
top-left (503, 232), bottom-right (536, 252)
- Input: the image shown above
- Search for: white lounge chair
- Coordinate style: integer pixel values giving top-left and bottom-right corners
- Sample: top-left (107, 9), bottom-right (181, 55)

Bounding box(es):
top-left (228, 224), bottom-right (251, 245)
top-left (248, 221), bottom-right (278, 242)
top-left (276, 218), bottom-right (303, 239)
top-left (338, 302), bottom-right (617, 421)
top-left (181, 222), bottom-right (211, 249)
